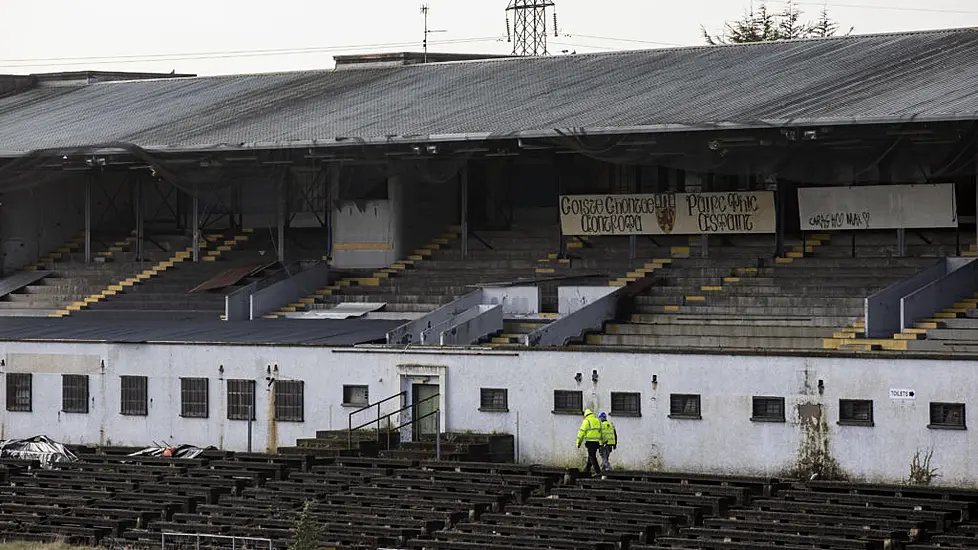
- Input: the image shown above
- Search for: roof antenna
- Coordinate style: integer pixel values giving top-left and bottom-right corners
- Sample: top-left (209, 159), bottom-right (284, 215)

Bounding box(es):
top-left (420, 4), bottom-right (447, 64)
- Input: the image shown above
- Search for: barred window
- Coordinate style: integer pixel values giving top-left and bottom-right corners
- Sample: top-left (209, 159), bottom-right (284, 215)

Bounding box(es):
top-left (275, 380), bottom-right (304, 422)
top-left (180, 378), bottom-right (209, 418)
top-left (227, 379), bottom-right (256, 421)
top-left (62, 375), bottom-right (89, 414)
top-left (6, 373), bottom-right (31, 412)
top-left (839, 399), bottom-right (873, 426)
top-left (669, 394), bottom-right (701, 419)
top-left (553, 390), bottom-right (583, 414)
top-left (751, 396), bottom-right (785, 423)
top-left (120, 376), bottom-right (148, 416)
top-left (342, 385), bottom-right (369, 407)
top-left (611, 392), bottom-right (641, 417)
top-left (929, 402), bottom-right (966, 430)
top-left (479, 388), bottom-right (508, 412)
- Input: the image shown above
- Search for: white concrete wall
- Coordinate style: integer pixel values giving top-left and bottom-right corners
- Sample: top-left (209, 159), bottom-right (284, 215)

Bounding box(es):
top-left (0, 341), bottom-right (976, 486)
top-left (331, 199), bottom-right (396, 268)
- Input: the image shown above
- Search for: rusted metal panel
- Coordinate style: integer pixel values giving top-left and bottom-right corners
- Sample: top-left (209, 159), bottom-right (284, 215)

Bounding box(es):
top-left (190, 263), bottom-right (272, 293)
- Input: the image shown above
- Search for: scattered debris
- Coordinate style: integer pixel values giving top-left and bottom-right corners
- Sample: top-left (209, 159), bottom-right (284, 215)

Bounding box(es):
top-left (128, 443), bottom-right (216, 459)
top-left (0, 435), bottom-right (77, 469)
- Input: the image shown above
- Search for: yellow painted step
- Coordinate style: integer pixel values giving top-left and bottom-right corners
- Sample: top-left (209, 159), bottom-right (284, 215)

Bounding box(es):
top-left (785, 251), bottom-right (805, 259)
top-left (353, 278), bottom-right (381, 287)
top-left (585, 334), bottom-right (603, 345)
top-left (853, 321), bottom-right (865, 328)
top-left (337, 280), bottom-right (353, 287)
top-left (372, 272), bottom-right (391, 280)
top-left (902, 328), bottom-right (928, 334)
top-left (775, 257), bottom-right (794, 264)
top-left (823, 338), bottom-right (908, 351)
top-left (242, 228), bottom-right (254, 233)
top-left (547, 253), bottom-right (558, 260)
top-left (217, 245), bottom-right (232, 252)
top-left (315, 289), bottom-right (333, 297)
top-left (916, 322), bottom-right (940, 329)
top-left (701, 286), bottom-right (723, 292)
top-left (233, 235), bottom-right (249, 241)
top-left (832, 332), bottom-right (859, 339)
top-left (671, 246), bottom-right (690, 257)
top-left (811, 233), bottom-right (830, 241)
top-left (536, 268), bottom-right (556, 275)
top-left (432, 238), bottom-right (449, 245)
top-left (893, 333), bottom-right (924, 341)
top-left (280, 306), bottom-right (297, 313)
top-left (202, 256), bottom-right (218, 262)
top-left (723, 277), bottom-right (741, 283)
top-left (408, 255), bottom-right (424, 262)
top-left (662, 305), bottom-right (680, 312)
top-left (685, 296), bottom-right (706, 302)
top-left (933, 312), bottom-right (960, 319)
top-left (567, 241), bottom-right (584, 249)
top-left (298, 297), bottom-right (316, 305)
top-left (608, 280), bottom-right (628, 287)
top-left (491, 337), bottom-right (515, 345)
top-left (414, 249), bottom-right (434, 257)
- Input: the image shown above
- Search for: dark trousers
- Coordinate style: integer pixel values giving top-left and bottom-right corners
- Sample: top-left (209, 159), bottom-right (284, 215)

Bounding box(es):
top-left (584, 441), bottom-right (602, 474)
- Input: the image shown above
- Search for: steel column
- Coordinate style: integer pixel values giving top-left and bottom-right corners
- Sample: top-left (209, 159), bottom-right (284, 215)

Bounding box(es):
top-left (136, 175), bottom-right (144, 261)
top-left (192, 188), bottom-right (200, 262)
top-left (84, 176), bottom-right (92, 264)
top-left (629, 235), bottom-right (637, 261)
top-left (277, 172), bottom-right (287, 263)
top-left (461, 168), bottom-right (469, 258)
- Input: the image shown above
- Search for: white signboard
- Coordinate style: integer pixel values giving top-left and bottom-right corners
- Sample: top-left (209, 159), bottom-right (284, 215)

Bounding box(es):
top-left (559, 191), bottom-right (776, 236)
top-left (798, 184), bottom-right (957, 231)
top-left (889, 389), bottom-right (916, 400)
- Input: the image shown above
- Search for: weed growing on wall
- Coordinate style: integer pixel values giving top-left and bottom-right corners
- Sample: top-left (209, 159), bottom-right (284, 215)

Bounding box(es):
top-left (907, 448), bottom-right (940, 486)
top-left (289, 500), bottom-right (322, 550)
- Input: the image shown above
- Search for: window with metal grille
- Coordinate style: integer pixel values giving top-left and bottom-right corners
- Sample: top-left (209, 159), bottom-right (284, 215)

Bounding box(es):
top-left (839, 399), bottom-right (873, 426)
top-left (751, 396), bottom-right (785, 423)
top-left (929, 402), bottom-right (966, 430)
top-left (120, 376), bottom-right (148, 416)
top-left (180, 378), bottom-right (209, 418)
top-left (62, 374), bottom-right (89, 414)
top-left (611, 392), bottom-right (641, 417)
top-left (479, 388), bottom-right (508, 412)
top-left (5, 373), bottom-right (31, 412)
top-left (669, 394), bottom-right (701, 419)
top-left (275, 380), bottom-right (304, 422)
top-left (342, 385), bottom-right (369, 407)
top-left (227, 379), bottom-right (256, 421)
top-left (553, 390), bottom-right (583, 414)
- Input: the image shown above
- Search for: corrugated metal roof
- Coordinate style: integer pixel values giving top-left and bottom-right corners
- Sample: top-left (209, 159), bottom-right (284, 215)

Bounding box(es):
top-left (1, 28), bottom-right (978, 156)
top-left (0, 316), bottom-right (399, 346)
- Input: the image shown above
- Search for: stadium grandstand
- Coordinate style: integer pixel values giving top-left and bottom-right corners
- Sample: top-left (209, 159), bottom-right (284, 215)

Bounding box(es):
top-left (0, 27), bottom-right (978, 549)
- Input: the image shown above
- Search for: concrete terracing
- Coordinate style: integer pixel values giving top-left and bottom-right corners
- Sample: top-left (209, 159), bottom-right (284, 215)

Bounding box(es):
top-left (587, 232), bottom-right (953, 351)
top-left (80, 229), bottom-right (273, 318)
top-left (0, 233), bottom-right (188, 318)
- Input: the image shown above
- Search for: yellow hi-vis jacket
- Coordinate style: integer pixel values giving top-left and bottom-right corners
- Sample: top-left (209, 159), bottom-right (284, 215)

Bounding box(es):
top-left (577, 409), bottom-right (604, 446)
top-left (601, 420), bottom-right (617, 446)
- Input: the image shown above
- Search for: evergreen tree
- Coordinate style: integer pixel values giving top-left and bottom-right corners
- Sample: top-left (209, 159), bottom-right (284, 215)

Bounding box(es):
top-left (702, 1), bottom-right (848, 45)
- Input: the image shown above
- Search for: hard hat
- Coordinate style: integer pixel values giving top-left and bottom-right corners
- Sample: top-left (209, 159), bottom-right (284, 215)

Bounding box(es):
top-left (598, 412), bottom-right (607, 419)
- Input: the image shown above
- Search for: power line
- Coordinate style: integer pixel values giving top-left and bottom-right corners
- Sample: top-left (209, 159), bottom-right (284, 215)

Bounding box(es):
top-left (0, 36), bottom-right (507, 68)
top-left (769, 0), bottom-right (978, 15)
top-left (563, 33), bottom-right (683, 47)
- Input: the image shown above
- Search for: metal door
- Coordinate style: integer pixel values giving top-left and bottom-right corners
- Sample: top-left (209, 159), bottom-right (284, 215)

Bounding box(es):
top-left (412, 383), bottom-right (439, 440)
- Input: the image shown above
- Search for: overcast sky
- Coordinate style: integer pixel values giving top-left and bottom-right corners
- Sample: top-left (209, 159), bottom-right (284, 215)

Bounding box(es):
top-left (2, 0), bottom-right (977, 76)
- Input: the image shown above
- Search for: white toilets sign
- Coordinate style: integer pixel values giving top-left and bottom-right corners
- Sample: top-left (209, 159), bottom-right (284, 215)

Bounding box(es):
top-left (559, 191), bottom-right (776, 236)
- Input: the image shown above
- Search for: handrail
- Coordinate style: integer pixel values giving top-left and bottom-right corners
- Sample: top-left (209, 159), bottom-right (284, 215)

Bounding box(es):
top-left (347, 391), bottom-right (406, 450)
top-left (347, 391), bottom-right (440, 451)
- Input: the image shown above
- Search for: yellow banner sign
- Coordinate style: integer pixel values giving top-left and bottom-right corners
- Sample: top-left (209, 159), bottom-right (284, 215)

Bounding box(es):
top-left (559, 192), bottom-right (776, 236)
